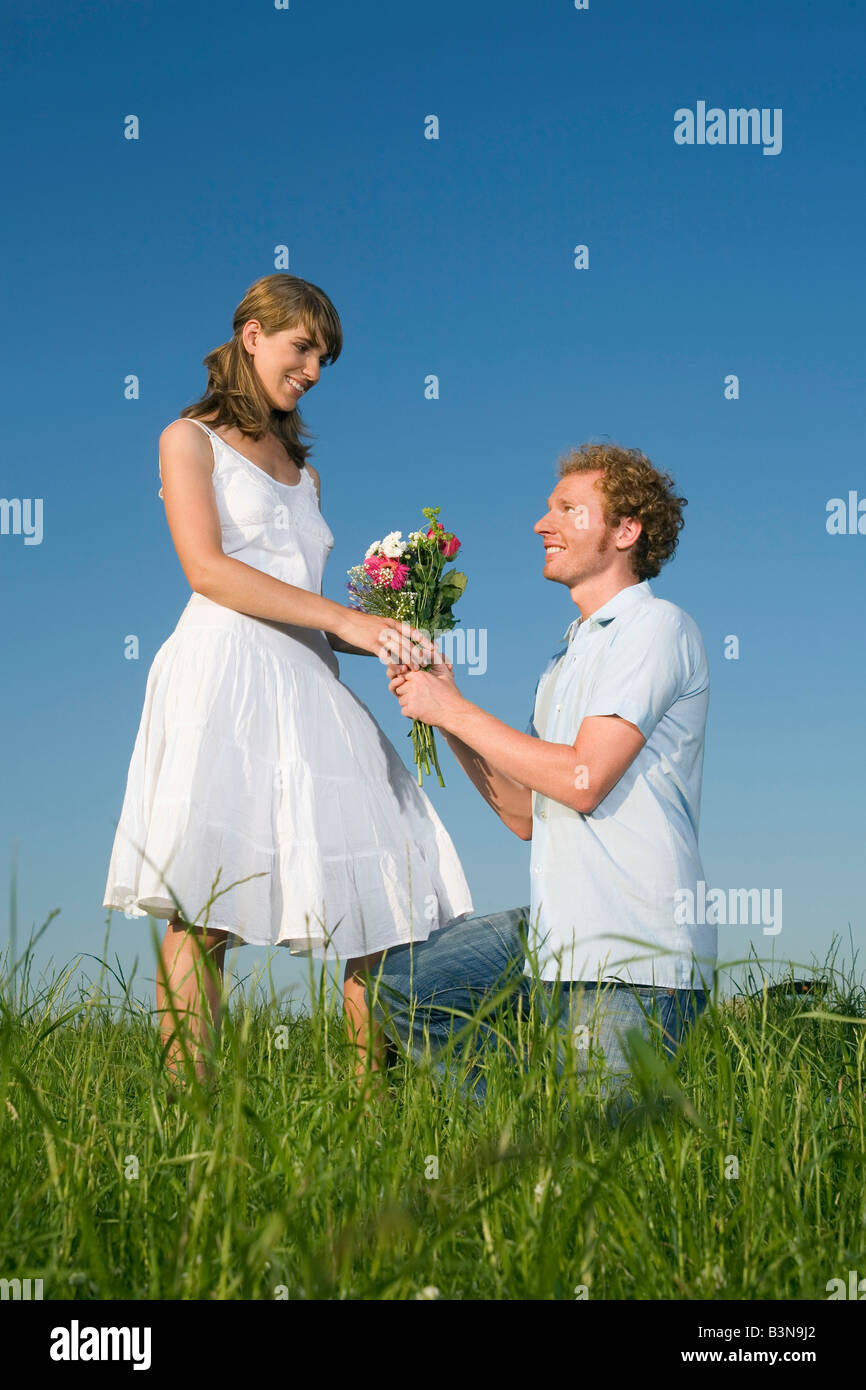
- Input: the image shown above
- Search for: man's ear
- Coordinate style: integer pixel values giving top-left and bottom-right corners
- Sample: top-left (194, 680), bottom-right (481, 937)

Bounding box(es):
top-left (615, 516), bottom-right (642, 552)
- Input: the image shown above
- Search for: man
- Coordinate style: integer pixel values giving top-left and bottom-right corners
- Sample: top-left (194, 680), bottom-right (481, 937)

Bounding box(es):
top-left (373, 442), bottom-right (716, 1110)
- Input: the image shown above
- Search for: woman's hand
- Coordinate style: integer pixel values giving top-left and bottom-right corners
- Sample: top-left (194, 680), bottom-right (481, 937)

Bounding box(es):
top-left (335, 608), bottom-right (400, 656)
top-left (386, 646), bottom-right (457, 691)
top-left (377, 622), bottom-right (444, 671)
top-left (335, 611), bottom-right (430, 658)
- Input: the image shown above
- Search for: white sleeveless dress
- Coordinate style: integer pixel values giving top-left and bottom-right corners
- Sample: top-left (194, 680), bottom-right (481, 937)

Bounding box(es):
top-left (102, 418), bottom-right (473, 957)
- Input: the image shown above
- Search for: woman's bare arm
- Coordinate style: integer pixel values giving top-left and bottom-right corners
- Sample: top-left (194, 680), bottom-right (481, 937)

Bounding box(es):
top-left (159, 419), bottom-right (396, 657)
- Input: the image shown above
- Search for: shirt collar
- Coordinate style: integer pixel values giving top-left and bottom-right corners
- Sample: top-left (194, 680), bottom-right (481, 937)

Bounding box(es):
top-left (562, 580), bottom-right (653, 643)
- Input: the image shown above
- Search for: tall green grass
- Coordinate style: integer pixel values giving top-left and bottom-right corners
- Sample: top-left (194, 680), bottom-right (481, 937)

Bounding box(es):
top-left (1, 908), bottom-right (864, 1300)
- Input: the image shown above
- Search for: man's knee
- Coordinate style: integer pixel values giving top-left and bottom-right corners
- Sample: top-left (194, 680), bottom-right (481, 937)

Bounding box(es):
top-left (361, 906), bottom-right (533, 1055)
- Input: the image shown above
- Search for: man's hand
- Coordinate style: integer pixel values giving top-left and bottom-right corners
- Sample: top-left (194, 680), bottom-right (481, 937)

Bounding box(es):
top-left (384, 628), bottom-right (462, 722)
top-left (388, 645), bottom-right (464, 728)
top-left (385, 646), bottom-right (532, 836)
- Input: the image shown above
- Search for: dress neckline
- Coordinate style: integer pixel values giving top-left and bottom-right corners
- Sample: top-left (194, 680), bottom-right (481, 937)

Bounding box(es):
top-left (199, 421), bottom-right (305, 491)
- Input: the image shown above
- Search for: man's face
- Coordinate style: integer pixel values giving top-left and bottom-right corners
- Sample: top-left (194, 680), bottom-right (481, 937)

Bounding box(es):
top-left (534, 470), bottom-right (622, 587)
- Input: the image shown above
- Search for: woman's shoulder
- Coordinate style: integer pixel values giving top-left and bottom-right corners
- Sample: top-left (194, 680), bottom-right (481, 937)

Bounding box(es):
top-left (160, 414), bottom-right (214, 444)
top-left (159, 416), bottom-right (217, 457)
top-left (157, 418), bottom-right (217, 495)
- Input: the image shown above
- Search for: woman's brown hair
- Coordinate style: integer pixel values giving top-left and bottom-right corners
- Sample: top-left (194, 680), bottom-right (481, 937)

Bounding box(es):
top-left (180, 273), bottom-right (343, 469)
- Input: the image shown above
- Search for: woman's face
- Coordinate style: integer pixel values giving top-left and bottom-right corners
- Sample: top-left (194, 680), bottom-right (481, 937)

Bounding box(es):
top-left (242, 319), bottom-right (329, 411)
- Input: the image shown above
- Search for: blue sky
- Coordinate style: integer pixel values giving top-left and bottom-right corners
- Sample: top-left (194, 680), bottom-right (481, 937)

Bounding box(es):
top-left (2, 0), bottom-right (864, 1009)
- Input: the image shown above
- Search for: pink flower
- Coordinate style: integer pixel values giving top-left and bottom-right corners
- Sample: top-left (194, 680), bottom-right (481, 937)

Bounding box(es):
top-left (364, 553), bottom-right (409, 590)
top-left (427, 523), bottom-right (460, 559)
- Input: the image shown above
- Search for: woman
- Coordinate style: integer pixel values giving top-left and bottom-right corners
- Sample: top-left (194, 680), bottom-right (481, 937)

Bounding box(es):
top-left (103, 273), bottom-right (473, 1084)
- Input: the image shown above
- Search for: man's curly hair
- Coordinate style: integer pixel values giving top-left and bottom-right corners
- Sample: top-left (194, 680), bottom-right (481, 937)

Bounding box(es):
top-left (558, 442), bottom-right (687, 581)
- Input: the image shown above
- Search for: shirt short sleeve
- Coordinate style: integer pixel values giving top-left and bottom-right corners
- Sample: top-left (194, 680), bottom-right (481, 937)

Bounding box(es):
top-left (582, 608), bottom-right (703, 743)
top-left (526, 673), bottom-right (541, 738)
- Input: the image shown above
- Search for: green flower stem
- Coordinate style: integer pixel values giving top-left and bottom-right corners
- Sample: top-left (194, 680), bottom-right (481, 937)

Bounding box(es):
top-left (428, 728), bottom-right (445, 788)
top-left (405, 647), bottom-right (447, 788)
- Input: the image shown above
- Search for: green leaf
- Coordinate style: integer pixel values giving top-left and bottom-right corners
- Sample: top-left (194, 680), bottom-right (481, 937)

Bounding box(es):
top-left (440, 569), bottom-right (467, 594)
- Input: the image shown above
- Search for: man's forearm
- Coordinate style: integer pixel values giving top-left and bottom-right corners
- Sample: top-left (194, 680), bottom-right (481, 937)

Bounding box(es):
top-left (438, 698), bottom-right (585, 812)
top-left (441, 728), bottom-right (532, 837)
top-left (392, 658), bottom-right (645, 819)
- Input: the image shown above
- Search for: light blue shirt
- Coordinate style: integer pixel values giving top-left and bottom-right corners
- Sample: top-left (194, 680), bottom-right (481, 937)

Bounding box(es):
top-left (525, 580), bottom-right (716, 988)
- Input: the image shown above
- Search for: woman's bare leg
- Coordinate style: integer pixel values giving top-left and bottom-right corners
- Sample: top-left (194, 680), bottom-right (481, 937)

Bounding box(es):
top-left (156, 915), bottom-right (228, 1084)
top-left (344, 952), bottom-right (388, 1083)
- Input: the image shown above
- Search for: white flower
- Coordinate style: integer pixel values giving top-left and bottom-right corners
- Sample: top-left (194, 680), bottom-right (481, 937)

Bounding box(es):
top-left (408, 529), bottom-right (424, 543)
top-left (415, 1285), bottom-right (441, 1300)
top-left (365, 539), bottom-right (382, 559)
top-left (381, 530), bottom-right (406, 559)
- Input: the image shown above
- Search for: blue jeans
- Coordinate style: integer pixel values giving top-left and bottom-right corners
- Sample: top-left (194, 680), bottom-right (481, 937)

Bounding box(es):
top-left (364, 907), bottom-right (708, 1115)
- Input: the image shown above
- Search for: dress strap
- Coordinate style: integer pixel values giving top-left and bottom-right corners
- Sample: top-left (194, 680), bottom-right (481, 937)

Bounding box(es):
top-left (184, 418), bottom-right (214, 438)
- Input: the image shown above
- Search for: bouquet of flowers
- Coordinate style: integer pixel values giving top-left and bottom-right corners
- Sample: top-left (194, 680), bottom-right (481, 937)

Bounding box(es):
top-left (346, 506), bottom-right (467, 786)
